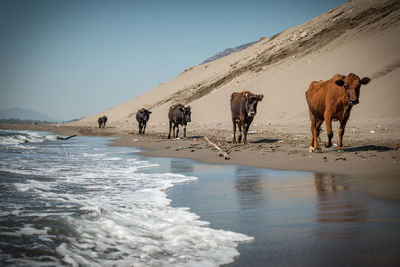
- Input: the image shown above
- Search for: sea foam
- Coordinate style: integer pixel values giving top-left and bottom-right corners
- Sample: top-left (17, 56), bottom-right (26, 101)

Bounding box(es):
top-left (0, 130), bottom-right (253, 266)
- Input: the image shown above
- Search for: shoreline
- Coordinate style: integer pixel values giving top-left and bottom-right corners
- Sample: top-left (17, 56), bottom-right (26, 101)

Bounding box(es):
top-left (3, 126), bottom-right (399, 266)
top-left (1, 123), bottom-right (400, 201)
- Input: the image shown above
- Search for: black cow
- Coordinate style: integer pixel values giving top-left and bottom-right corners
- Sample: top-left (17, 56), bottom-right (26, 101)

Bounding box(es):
top-left (98, 117), bottom-right (103, 128)
top-left (230, 90), bottom-right (263, 144)
top-left (97, 115), bottom-right (108, 128)
top-left (136, 108), bottom-right (152, 134)
top-left (168, 104), bottom-right (191, 139)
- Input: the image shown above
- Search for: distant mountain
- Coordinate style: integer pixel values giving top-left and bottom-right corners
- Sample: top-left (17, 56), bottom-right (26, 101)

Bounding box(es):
top-left (201, 41), bottom-right (256, 64)
top-left (0, 107), bottom-right (58, 122)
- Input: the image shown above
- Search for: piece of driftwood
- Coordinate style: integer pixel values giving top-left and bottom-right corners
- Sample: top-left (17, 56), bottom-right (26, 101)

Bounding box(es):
top-left (204, 136), bottom-right (231, 160)
top-left (56, 135), bottom-right (77, 140)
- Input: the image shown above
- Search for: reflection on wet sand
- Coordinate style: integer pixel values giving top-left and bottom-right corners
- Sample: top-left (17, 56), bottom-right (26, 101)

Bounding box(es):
top-left (170, 159), bottom-right (194, 173)
top-left (234, 166), bottom-right (266, 209)
top-left (167, 161), bottom-right (400, 266)
top-left (314, 173), bottom-right (368, 223)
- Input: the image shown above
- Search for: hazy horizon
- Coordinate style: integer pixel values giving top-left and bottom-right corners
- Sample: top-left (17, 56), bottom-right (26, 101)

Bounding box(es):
top-left (0, 0), bottom-right (345, 121)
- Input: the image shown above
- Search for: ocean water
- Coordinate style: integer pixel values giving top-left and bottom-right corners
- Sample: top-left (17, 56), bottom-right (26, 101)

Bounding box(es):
top-left (0, 129), bottom-right (252, 266)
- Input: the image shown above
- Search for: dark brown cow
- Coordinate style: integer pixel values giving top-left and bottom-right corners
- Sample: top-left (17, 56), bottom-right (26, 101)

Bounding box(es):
top-left (305, 73), bottom-right (370, 152)
top-left (168, 104), bottom-right (191, 139)
top-left (230, 90), bottom-right (264, 144)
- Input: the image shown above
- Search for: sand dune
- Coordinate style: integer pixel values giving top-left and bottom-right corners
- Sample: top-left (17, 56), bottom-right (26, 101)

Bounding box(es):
top-left (72, 0), bottom-right (400, 132)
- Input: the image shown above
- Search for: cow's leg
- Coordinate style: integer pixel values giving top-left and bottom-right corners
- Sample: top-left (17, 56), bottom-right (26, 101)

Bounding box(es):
top-left (183, 124), bottom-right (187, 139)
top-left (309, 128), bottom-right (314, 152)
top-left (309, 111), bottom-right (320, 152)
top-left (143, 122), bottom-right (146, 134)
top-left (309, 121), bottom-right (315, 152)
top-left (175, 125), bottom-right (179, 138)
top-left (243, 122), bottom-right (250, 145)
top-left (316, 120), bottom-right (323, 141)
top-left (237, 121), bottom-right (243, 143)
top-left (313, 120), bottom-right (323, 152)
top-left (312, 123), bottom-right (322, 152)
top-left (138, 122), bottom-right (142, 134)
top-left (338, 117), bottom-right (349, 152)
top-left (324, 114), bottom-right (333, 148)
top-left (232, 119), bottom-right (237, 143)
top-left (168, 121), bottom-right (172, 139)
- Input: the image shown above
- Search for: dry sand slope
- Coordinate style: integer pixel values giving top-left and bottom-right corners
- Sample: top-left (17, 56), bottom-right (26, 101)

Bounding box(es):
top-left (71, 0), bottom-right (400, 134)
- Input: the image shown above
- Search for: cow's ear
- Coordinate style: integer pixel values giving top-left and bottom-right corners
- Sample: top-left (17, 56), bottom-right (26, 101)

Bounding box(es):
top-left (179, 107), bottom-right (184, 112)
top-left (148, 111), bottom-right (152, 114)
top-left (258, 94), bottom-right (264, 102)
top-left (335, 79), bottom-right (345, 86)
top-left (187, 106), bottom-right (191, 110)
top-left (360, 77), bottom-right (370, 85)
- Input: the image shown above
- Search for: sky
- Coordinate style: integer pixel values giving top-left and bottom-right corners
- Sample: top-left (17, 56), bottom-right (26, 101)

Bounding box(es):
top-left (0, 0), bottom-right (345, 121)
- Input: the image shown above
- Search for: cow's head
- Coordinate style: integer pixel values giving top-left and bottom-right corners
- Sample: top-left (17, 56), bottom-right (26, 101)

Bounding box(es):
top-left (335, 73), bottom-right (370, 105)
top-left (139, 109), bottom-right (152, 122)
top-left (178, 105), bottom-right (191, 123)
top-left (184, 106), bottom-right (191, 123)
top-left (244, 92), bottom-right (264, 117)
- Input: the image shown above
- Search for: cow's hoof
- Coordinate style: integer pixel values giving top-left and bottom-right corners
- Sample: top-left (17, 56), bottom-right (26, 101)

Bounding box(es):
top-left (325, 141), bottom-right (332, 148)
top-left (309, 146), bottom-right (322, 153)
top-left (337, 147), bottom-right (344, 153)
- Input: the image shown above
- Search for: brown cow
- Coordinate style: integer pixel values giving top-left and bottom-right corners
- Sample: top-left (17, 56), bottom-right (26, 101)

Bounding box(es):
top-left (305, 73), bottom-right (370, 152)
top-left (230, 90), bottom-right (264, 144)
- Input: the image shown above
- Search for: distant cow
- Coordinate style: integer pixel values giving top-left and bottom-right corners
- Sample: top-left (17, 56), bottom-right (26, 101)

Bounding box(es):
top-left (97, 115), bottom-right (108, 128)
top-left (305, 73), bottom-right (370, 152)
top-left (230, 90), bottom-right (264, 144)
top-left (136, 108), bottom-right (152, 134)
top-left (168, 104), bottom-right (191, 139)
top-left (98, 117), bottom-right (103, 128)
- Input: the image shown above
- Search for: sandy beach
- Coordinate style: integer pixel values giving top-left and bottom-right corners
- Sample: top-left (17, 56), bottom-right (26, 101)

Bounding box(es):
top-left (2, 123), bottom-right (399, 203)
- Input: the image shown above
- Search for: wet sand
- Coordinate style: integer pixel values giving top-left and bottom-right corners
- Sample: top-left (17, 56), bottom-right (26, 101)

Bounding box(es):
top-left (158, 158), bottom-right (400, 266)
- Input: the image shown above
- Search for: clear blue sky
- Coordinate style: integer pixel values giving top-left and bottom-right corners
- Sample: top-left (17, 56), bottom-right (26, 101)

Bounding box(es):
top-left (0, 0), bottom-right (345, 121)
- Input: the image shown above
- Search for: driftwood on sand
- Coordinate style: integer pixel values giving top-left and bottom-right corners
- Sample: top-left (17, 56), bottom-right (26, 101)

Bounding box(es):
top-left (56, 135), bottom-right (77, 140)
top-left (204, 136), bottom-right (231, 160)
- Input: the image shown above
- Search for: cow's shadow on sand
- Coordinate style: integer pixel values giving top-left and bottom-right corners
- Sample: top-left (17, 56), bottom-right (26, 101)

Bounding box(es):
top-left (344, 145), bottom-right (393, 152)
top-left (250, 138), bottom-right (280, 144)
